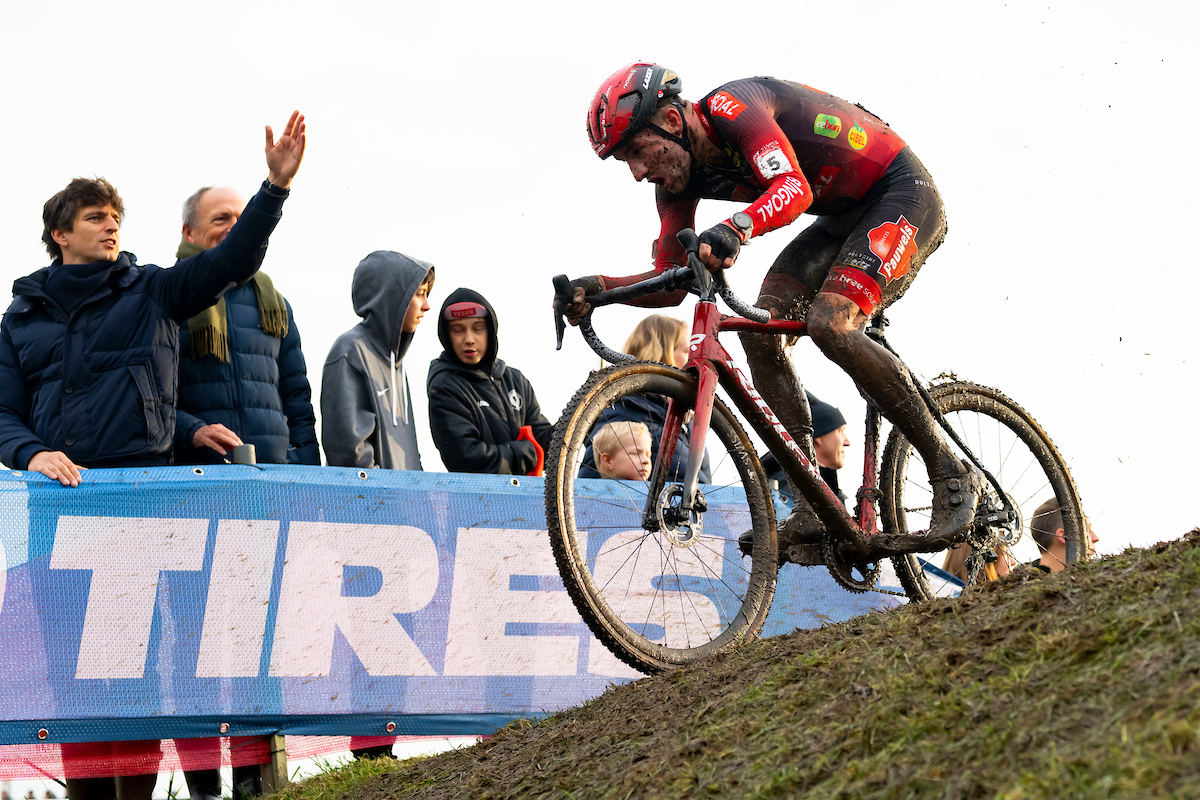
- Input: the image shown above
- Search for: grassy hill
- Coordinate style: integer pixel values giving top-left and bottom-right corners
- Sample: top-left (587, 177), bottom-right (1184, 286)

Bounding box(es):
top-left (269, 531), bottom-right (1200, 799)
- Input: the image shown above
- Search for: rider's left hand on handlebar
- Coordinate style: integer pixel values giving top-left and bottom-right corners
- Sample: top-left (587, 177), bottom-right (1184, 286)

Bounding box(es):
top-left (697, 223), bottom-right (742, 271)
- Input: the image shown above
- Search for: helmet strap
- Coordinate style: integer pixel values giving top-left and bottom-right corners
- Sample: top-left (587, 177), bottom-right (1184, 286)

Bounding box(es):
top-left (645, 98), bottom-right (692, 153)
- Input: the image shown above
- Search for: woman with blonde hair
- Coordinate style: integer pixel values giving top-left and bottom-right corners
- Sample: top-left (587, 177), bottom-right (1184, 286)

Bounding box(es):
top-left (622, 314), bottom-right (689, 368)
top-left (581, 314), bottom-right (709, 481)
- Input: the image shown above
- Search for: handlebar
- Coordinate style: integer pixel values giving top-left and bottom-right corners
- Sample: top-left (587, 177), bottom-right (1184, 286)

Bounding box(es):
top-left (552, 228), bottom-right (769, 352)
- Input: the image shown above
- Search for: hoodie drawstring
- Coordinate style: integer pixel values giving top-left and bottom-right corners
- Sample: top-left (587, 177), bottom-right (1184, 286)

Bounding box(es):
top-left (391, 349), bottom-right (409, 426)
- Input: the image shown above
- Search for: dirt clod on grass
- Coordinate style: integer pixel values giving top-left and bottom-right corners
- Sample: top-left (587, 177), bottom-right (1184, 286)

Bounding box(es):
top-left (269, 530), bottom-right (1200, 799)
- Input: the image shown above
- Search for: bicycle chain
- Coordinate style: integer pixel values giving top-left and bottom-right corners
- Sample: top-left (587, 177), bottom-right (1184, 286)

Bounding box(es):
top-left (961, 524), bottom-right (1004, 589)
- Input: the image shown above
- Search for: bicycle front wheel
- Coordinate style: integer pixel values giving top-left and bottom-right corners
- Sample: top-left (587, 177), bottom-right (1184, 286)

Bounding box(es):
top-left (881, 381), bottom-right (1087, 600)
top-left (545, 362), bottom-right (778, 674)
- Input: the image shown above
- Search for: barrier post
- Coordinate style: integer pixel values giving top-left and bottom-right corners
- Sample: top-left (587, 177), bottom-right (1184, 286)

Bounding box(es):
top-left (262, 734), bottom-right (288, 793)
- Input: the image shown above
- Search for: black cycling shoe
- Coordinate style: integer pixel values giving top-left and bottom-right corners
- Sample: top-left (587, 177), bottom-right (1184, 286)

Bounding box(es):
top-left (929, 461), bottom-right (985, 541)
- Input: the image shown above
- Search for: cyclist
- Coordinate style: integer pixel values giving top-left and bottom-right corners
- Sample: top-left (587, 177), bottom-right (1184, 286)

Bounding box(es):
top-left (562, 63), bottom-right (982, 551)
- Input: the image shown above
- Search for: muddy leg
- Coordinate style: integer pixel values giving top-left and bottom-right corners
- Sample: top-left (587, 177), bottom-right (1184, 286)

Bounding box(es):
top-left (808, 292), bottom-right (978, 536)
top-left (738, 278), bottom-right (827, 558)
top-left (807, 294), bottom-right (956, 469)
top-left (742, 277), bottom-right (817, 471)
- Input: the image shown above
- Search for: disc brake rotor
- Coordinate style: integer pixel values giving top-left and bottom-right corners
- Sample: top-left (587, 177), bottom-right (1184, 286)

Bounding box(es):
top-left (656, 483), bottom-right (704, 547)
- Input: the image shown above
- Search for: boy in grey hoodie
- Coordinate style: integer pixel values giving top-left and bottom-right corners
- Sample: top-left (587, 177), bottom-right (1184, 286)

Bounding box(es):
top-left (321, 251), bottom-right (434, 469)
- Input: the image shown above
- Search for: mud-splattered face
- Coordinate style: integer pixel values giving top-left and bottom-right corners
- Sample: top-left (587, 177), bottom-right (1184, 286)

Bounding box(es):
top-left (613, 128), bottom-right (691, 195)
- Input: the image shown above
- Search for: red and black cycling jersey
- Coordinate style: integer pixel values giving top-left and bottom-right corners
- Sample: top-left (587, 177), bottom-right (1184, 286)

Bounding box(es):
top-left (612, 77), bottom-right (908, 280)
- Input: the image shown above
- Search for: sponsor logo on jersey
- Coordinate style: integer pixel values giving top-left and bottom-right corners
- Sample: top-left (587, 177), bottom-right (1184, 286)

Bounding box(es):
top-left (868, 215), bottom-right (919, 284)
top-left (812, 166), bottom-right (840, 199)
top-left (508, 389), bottom-right (522, 410)
top-left (814, 114), bottom-right (842, 138)
top-left (708, 91), bottom-right (746, 121)
top-left (848, 121), bottom-right (868, 150)
top-left (754, 175), bottom-right (806, 224)
top-left (751, 141), bottom-right (794, 180)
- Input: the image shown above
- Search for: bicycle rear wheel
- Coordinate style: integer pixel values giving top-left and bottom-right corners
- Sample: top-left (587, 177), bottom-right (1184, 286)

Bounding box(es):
top-left (545, 362), bottom-right (778, 674)
top-left (880, 381), bottom-right (1087, 600)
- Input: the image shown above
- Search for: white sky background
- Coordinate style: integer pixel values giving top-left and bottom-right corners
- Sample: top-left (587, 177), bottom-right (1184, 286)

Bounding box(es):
top-left (0, 0), bottom-right (1195, 556)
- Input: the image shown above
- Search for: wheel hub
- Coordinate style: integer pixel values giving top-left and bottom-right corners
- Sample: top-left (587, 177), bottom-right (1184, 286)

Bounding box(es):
top-left (656, 483), bottom-right (704, 546)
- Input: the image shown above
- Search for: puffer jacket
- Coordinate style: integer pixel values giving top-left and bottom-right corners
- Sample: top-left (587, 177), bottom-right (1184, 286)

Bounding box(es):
top-left (175, 284), bottom-right (318, 465)
top-left (426, 288), bottom-right (553, 475)
top-left (0, 183), bottom-right (286, 470)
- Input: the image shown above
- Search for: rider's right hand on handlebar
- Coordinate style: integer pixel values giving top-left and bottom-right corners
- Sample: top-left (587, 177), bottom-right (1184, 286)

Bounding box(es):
top-left (554, 275), bottom-right (606, 327)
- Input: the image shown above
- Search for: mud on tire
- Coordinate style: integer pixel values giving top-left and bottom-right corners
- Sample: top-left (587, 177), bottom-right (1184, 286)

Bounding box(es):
top-left (544, 362), bottom-right (778, 674)
top-left (880, 381), bottom-right (1087, 600)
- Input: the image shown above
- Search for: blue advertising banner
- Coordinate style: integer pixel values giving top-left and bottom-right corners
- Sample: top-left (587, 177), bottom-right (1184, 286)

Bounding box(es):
top-left (0, 466), bottom-right (902, 746)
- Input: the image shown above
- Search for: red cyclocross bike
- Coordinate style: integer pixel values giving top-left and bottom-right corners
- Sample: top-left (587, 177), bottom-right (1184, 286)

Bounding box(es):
top-left (546, 229), bottom-right (1088, 674)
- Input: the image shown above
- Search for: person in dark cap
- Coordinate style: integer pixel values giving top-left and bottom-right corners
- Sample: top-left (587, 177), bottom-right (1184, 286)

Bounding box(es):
top-left (747, 391), bottom-right (849, 562)
top-left (760, 391), bottom-right (849, 505)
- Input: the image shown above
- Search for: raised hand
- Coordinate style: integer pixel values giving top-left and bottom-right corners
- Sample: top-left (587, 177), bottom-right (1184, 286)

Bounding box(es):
top-left (265, 110), bottom-right (306, 188)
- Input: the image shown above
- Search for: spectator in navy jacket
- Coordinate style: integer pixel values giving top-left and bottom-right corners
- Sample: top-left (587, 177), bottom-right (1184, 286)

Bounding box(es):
top-left (0, 112), bottom-right (306, 799)
top-left (173, 185), bottom-right (319, 466)
top-left (0, 112), bottom-right (306, 487)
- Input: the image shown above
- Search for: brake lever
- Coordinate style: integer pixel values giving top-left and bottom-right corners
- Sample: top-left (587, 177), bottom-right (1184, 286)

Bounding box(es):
top-left (675, 228), bottom-right (714, 300)
top-left (551, 274), bottom-right (572, 351)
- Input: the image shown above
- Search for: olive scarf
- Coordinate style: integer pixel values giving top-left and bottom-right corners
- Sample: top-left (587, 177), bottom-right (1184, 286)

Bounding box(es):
top-left (176, 237), bottom-right (288, 363)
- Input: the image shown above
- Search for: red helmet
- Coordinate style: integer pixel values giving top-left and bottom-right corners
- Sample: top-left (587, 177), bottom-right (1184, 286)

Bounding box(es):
top-left (586, 63), bottom-right (683, 159)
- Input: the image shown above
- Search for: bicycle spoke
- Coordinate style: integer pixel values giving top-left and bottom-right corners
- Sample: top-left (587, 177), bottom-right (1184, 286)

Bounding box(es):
top-left (884, 382), bottom-right (1086, 599)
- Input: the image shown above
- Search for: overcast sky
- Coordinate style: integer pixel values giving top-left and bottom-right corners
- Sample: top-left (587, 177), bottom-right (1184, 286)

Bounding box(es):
top-left (1, 0), bottom-right (1195, 555)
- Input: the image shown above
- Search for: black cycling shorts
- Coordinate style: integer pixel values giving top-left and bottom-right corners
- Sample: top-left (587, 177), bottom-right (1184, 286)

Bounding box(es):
top-left (758, 147), bottom-right (947, 318)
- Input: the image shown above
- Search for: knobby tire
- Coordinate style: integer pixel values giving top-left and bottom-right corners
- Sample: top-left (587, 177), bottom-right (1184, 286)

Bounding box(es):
top-left (880, 381), bottom-right (1087, 599)
top-left (545, 362), bottom-right (778, 674)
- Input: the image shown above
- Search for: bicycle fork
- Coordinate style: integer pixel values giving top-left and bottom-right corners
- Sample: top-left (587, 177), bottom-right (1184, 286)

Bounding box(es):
top-left (639, 302), bottom-right (721, 533)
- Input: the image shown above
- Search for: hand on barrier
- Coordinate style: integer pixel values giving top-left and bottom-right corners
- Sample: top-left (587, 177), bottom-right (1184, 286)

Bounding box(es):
top-left (28, 450), bottom-right (86, 486)
top-left (193, 423), bottom-right (243, 456)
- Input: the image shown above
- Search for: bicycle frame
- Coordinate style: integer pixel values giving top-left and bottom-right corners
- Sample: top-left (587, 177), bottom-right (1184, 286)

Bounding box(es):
top-left (647, 299), bottom-right (876, 562)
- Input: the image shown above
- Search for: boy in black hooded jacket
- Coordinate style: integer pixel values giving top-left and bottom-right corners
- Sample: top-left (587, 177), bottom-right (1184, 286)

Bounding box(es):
top-left (427, 288), bottom-right (553, 474)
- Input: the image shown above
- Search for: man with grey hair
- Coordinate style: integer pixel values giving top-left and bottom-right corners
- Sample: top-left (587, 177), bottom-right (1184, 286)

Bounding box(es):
top-left (174, 185), bottom-right (317, 800)
top-left (172, 185), bottom-right (319, 466)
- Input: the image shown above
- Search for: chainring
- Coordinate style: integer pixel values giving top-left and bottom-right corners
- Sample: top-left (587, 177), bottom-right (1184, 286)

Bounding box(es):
top-left (823, 537), bottom-right (882, 594)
